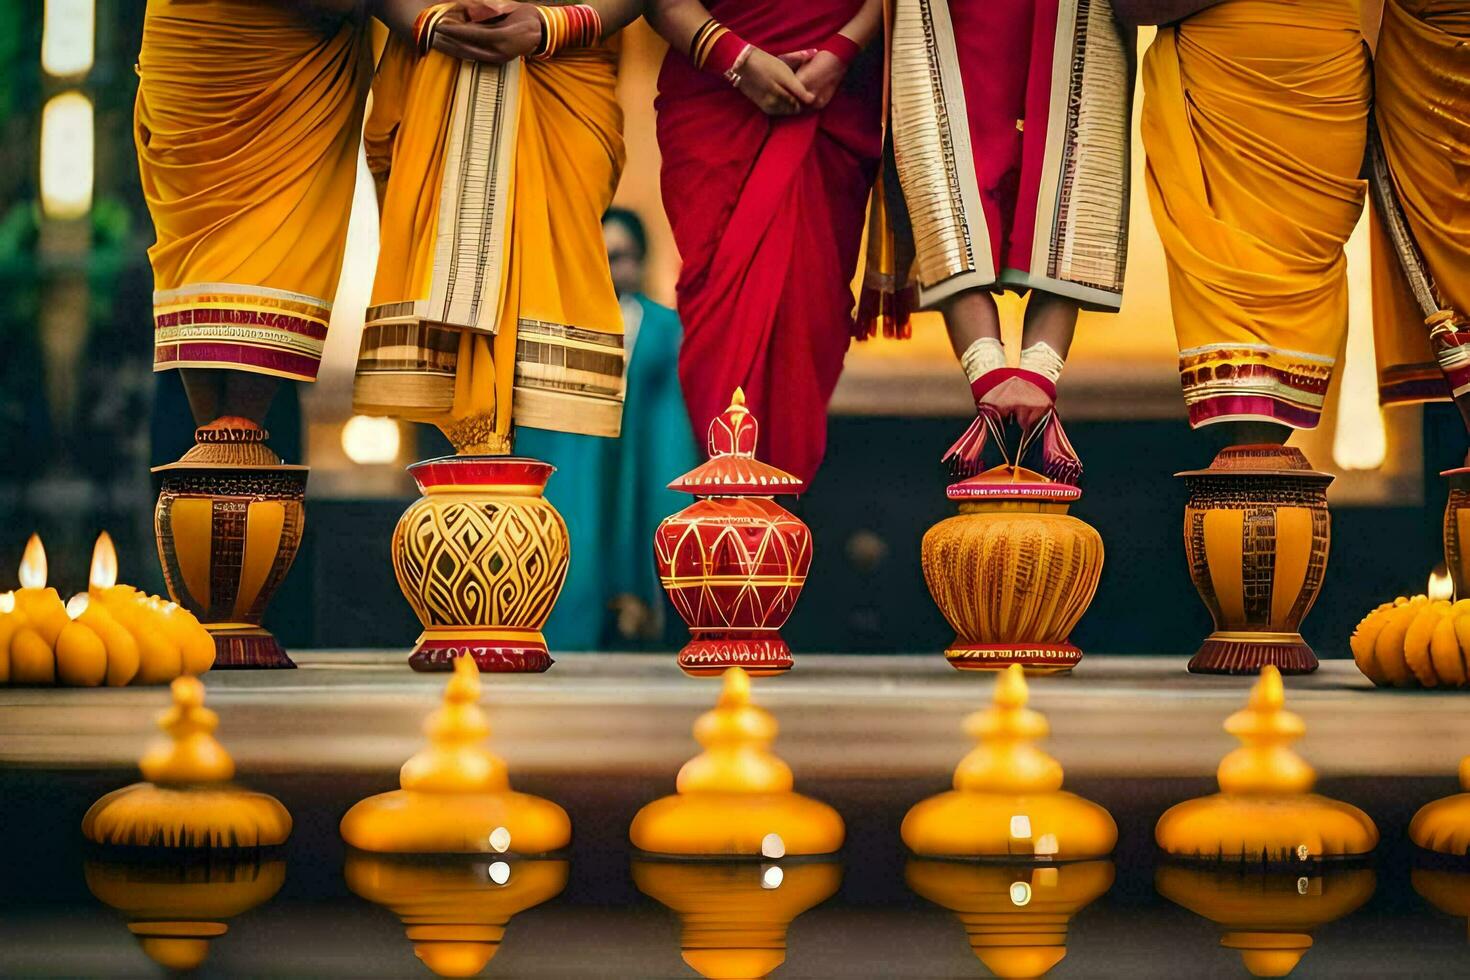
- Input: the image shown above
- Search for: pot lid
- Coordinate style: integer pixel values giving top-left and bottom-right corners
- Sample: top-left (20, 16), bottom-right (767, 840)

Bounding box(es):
top-left (947, 464), bottom-right (1081, 502)
top-left (152, 417), bottom-right (307, 472)
top-left (668, 389), bottom-right (804, 495)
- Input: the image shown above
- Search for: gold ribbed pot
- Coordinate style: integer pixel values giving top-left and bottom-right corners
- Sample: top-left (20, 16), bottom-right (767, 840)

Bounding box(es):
top-left (921, 466), bottom-right (1103, 673)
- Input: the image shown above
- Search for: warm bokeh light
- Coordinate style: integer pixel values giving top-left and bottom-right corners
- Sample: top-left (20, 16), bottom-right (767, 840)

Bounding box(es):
top-left (19, 534), bottom-right (47, 589)
top-left (1009, 881), bottom-right (1032, 907)
top-left (41, 0), bottom-right (95, 78)
top-left (341, 414), bottom-right (401, 465)
top-left (40, 91), bottom-right (94, 219)
top-left (89, 531), bottom-right (117, 590)
top-left (0, 592), bottom-right (14, 614)
top-left (66, 593), bottom-right (90, 619)
top-left (1429, 565), bottom-right (1453, 602)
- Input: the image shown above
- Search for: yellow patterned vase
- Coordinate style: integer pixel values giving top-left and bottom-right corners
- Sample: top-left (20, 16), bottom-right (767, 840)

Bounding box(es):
top-left (921, 465), bottom-right (1104, 673)
top-left (153, 417), bottom-right (306, 669)
top-left (392, 456), bottom-right (569, 672)
top-left (1178, 445), bottom-right (1333, 675)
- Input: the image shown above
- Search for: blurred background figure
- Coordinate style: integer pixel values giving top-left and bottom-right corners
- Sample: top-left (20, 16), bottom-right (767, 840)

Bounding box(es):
top-left (518, 208), bottom-right (701, 650)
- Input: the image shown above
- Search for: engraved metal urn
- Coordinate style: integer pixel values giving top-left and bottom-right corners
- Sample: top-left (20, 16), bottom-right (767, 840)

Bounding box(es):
top-left (153, 417), bottom-right (305, 669)
top-left (1178, 444), bottom-right (1333, 674)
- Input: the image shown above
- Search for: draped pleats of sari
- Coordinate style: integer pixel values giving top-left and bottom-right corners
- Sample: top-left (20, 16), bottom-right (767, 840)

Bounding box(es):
top-left (354, 37), bottom-right (627, 453)
top-left (1371, 0), bottom-right (1470, 406)
top-left (138, 1), bottom-right (370, 382)
top-left (657, 2), bottom-right (883, 486)
top-left (1142, 0), bottom-right (1371, 429)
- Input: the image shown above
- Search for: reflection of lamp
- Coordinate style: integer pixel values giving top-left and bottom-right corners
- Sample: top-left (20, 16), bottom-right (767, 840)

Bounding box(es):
top-left (1156, 667), bottom-right (1377, 862)
top-left (341, 655), bottom-right (571, 854)
top-left (630, 667), bottom-right (843, 858)
top-left (1156, 866), bottom-right (1374, 978)
top-left (632, 859), bottom-right (840, 980)
top-left (85, 855), bottom-right (285, 971)
top-left (906, 859), bottom-right (1113, 979)
top-left (1409, 754), bottom-right (1470, 854)
top-left (1412, 867), bottom-right (1470, 942)
top-left (345, 853), bottom-right (568, 978)
top-left (902, 665), bottom-right (1115, 860)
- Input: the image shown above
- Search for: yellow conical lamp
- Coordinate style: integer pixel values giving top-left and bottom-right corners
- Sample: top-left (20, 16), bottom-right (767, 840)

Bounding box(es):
top-left (1410, 755), bottom-right (1470, 855)
top-left (630, 667), bottom-right (843, 857)
top-left (345, 852), bottom-right (568, 977)
top-left (82, 676), bottom-right (291, 848)
top-left (341, 655), bottom-right (570, 854)
top-left (906, 859), bottom-right (1113, 979)
top-left (901, 664), bottom-right (1115, 859)
top-left (1156, 866), bottom-right (1374, 977)
top-left (85, 856), bottom-right (285, 971)
top-left (632, 859), bottom-right (840, 980)
top-left (1155, 666), bottom-right (1378, 861)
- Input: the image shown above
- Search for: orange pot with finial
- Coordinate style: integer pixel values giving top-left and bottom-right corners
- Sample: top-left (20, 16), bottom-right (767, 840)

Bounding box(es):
top-left (654, 389), bottom-right (809, 677)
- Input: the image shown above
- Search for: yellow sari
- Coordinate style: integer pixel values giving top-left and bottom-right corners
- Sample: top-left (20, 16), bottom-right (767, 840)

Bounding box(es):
top-left (1141, 0), bottom-right (1371, 429)
top-left (354, 37), bottom-right (626, 454)
top-left (138, 0), bottom-right (370, 382)
top-left (1371, 0), bottom-right (1470, 405)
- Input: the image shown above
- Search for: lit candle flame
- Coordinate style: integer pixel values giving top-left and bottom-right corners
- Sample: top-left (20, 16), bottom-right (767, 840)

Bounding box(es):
top-left (18, 534), bottom-right (46, 589)
top-left (90, 531), bottom-right (117, 590)
top-left (66, 593), bottom-right (89, 620)
top-left (0, 592), bottom-right (13, 614)
top-left (1429, 565), bottom-right (1454, 602)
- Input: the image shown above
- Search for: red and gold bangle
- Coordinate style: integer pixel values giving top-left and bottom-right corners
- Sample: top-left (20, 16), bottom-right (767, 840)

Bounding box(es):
top-left (413, 1), bottom-right (456, 56)
top-left (701, 29), bottom-right (748, 78)
top-left (690, 18), bottom-right (726, 67)
top-left (533, 4), bottom-right (602, 60)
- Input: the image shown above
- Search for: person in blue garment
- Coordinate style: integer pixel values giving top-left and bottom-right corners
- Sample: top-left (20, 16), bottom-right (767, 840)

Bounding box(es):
top-left (517, 208), bottom-right (702, 650)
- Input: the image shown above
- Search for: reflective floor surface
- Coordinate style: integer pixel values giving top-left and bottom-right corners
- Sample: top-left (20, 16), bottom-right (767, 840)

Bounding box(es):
top-left (2, 771), bottom-right (1468, 978)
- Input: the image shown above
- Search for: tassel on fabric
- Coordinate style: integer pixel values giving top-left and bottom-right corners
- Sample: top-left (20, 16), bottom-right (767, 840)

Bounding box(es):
top-left (941, 404), bottom-right (1005, 478)
top-left (1039, 411), bottom-right (1083, 485)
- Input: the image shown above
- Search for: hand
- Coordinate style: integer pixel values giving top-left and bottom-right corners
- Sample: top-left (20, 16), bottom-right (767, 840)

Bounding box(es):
top-left (734, 48), bottom-right (816, 116)
top-left (979, 376), bottom-right (1056, 433)
top-left (432, 3), bottom-right (542, 63)
top-left (793, 50), bottom-right (847, 110)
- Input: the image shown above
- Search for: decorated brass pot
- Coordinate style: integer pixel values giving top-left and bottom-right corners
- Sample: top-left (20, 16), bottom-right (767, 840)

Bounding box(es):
top-left (921, 465), bottom-right (1103, 673)
top-left (654, 389), bottom-right (808, 676)
top-left (153, 417), bottom-right (305, 669)
top-left (1178, 445), bottom-right (1332, 675)
top-left (393, 456), bottom-right (569, 672)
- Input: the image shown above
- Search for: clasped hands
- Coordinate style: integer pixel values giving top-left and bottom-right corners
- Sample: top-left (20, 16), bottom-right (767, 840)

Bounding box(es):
top-left (736, 47), bottom-right (846, 116)
top-left (428, 0), bottom-right (547, 63)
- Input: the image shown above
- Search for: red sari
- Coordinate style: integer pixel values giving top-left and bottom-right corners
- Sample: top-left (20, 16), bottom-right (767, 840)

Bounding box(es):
top-left (657, 1), bottom-right (882, 488)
